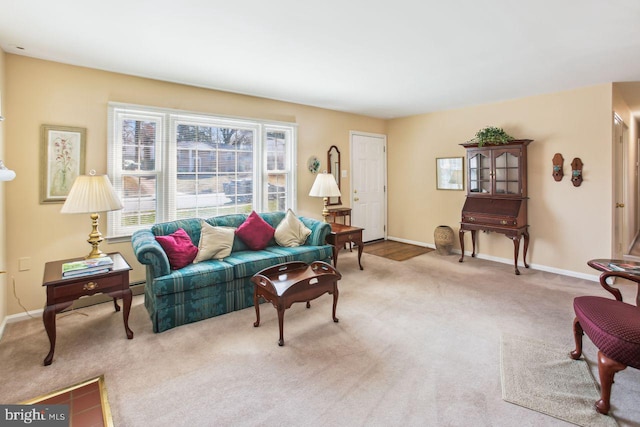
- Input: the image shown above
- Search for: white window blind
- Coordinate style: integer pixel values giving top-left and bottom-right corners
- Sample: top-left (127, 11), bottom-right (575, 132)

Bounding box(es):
top-left (107, 103), bottom-right (297, 238)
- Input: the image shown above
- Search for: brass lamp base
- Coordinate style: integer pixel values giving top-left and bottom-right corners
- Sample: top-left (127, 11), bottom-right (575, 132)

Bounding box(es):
top-left (85, 212), bottom-right (108, 259)
top-left (321, 197), bottom-right (330, 223)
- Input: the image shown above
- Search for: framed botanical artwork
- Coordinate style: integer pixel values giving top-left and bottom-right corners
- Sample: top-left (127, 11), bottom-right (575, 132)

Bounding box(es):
top-left (40, 124), bottom-right (86, 203)
top-left (436, 157), bottom-right (464, 190)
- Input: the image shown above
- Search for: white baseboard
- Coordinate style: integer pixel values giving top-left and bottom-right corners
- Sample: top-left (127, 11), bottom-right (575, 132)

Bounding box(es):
top-left (7, 308), bottom-right (44, 322)
top-left (0, 308), bottom-right (43, 341)
top-left (386, 235), bottom-right (599, 282)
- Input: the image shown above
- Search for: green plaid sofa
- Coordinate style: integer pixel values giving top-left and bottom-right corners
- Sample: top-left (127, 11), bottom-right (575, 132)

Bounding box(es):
top-left (131, 212), bottom-right (333, 332)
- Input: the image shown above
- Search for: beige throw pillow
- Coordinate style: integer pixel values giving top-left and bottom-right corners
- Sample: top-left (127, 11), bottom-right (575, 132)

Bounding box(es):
top-left (275, 209), bottom-right (312, 247)
top-left (193, 222), bottom-right (235, 263)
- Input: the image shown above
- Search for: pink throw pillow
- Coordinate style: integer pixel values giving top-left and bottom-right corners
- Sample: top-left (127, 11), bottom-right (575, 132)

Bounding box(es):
top-left (235, 211), bottom-right (275, 250)
top-left (155, 228), bottom-right (198, 269)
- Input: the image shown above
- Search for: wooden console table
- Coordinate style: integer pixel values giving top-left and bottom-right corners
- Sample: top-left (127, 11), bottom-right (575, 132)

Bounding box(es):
top-left (42, 252), bottom-right (133, 365)
top-left (251, 261), bottom-right (342, 346)
top-left (327, 207), bottom-right (351, 225)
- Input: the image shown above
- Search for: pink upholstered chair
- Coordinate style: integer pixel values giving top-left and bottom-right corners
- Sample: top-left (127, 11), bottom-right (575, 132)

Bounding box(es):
top-left (570, 270), bottom-right (640, 415)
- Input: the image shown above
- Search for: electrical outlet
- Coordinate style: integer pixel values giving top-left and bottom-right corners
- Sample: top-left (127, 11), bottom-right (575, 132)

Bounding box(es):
top-left (18, 257), bottom-right (31, 271)
top-left (341, 170), bottom-right (347, 178)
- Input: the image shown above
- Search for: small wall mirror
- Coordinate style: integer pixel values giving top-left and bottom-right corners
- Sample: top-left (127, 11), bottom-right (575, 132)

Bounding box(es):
top-left (327, 145), bottom-right (341, 205)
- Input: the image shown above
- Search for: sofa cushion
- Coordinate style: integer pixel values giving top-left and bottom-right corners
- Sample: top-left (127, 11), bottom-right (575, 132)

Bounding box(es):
top-left (209, 214), bottom-right (250, 252)
top-left (264, 245), bottom-right (333, 265)
top-left (275, 209), bottom-right (311, 247)
top-left (209, 214), bottom-right (247, 229)
top-left (155, 228), bottom-right (198, 269)
top-left (149, 260), bottom-right (234, 296)
top-left (152, 218), bottom-right (202, 244)
top-left (194, 222), bottom-right (235, 263)
top-left (299, 217), bottom-right (331, 246)
top-left (223, 250), bottom-right (287, 278)
top-left (257, 211), bottom-right (287, 229)
top-left (235, 211), bottom-right (275, 250)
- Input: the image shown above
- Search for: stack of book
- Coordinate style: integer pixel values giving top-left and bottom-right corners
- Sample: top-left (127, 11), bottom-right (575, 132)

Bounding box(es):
top-left (62, 256), bottom-right (114, 278)
top-left (608, 261), bottom-right (640, 273)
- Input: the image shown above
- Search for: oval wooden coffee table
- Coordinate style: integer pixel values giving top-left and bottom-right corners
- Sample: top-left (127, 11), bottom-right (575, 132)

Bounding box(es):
top-left (251, 261), bottom-right (342, 346)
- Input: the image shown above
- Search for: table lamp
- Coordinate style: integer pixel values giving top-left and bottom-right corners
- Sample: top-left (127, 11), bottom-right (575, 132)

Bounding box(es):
top-left (61, 170), bottom-right (124, 259)
top-left (309, 171), bottom-right (341, 222)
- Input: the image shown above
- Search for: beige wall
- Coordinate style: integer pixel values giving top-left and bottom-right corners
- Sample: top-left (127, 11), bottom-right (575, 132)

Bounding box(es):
top-left (3, 54), bottom-right (385, 315)
top-left (0, 49), bottom-right (6, 325)
top-left (387, 84), bottom-right (613, 275)
top-left (1, 53), bottom-right (631, 318)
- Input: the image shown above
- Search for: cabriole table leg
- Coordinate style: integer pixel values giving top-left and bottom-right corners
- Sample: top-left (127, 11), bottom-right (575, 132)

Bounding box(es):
top-left (277, 304), bottom-right (285, 346)
top-left (332, 284), bottom-right (339, 323)
top-left (43, 301), bottom-right (72, 366)
top-left (512, 235), bottom-right (521, 275)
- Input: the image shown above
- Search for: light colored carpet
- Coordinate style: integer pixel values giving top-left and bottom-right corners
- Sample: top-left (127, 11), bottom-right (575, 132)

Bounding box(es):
top-left (1, 250), bottom-right (639, 426)
top-left (500, 333), bottom-right (618, 427)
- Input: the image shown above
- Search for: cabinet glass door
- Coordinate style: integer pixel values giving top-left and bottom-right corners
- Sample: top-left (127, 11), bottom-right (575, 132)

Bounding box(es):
top-left (468, 152), bottom-right (491, 194)
top-left (494, 151), bottom-right (520, 195)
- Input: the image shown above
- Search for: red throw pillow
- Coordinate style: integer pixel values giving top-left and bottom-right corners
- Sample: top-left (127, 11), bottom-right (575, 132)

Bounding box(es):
top-left (235, 211), bottom-right (275, 250)
top-left (155, 228), bottom-right (198, 269)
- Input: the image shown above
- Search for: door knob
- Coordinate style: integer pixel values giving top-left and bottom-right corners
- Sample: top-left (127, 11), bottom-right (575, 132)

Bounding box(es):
top-left (354, 197), bottom-right (359, 202)
top-left (616, 203), bottom-right (625, 208)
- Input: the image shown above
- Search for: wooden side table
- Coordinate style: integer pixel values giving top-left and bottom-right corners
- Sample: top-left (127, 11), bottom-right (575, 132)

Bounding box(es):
top-left (42, 252), bottom-right (133, 366)
top-left (326, 223), bottom-right (364, 270)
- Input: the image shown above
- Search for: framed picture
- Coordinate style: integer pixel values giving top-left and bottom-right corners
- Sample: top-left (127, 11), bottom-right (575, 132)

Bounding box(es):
top-left (40, 124), bottom-right (86, 203)
top-left (436, 157), bottom-right (464, 190)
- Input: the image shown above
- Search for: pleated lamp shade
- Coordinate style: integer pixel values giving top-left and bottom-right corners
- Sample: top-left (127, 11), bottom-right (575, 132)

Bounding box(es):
top-left (309, 171), bottom-right (341, 198)
top-left (60, 172), bottom-right (123, 258)
top-left (61, 173), bottom-right (123, 214)
top-left (309, 171), bottom-right (341, 222)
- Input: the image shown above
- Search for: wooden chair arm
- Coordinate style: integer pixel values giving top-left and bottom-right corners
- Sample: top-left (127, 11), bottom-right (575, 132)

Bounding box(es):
top-left (597, 271), bottom-right (640, 303)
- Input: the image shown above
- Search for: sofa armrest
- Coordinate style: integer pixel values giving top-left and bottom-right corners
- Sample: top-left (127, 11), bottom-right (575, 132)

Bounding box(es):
top-left (131, 229), bottom-right (171, 278)
top-left (299, 217), bottom-right (332, 246)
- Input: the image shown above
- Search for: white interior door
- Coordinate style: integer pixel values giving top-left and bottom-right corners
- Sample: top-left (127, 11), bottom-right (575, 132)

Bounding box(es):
top-left (350, 131), bottom-right (386, 242)
top-left (613, 114), bottom-right (627, 258)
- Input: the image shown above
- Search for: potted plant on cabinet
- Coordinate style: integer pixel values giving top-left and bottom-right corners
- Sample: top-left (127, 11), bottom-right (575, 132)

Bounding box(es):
top-left (469, 126), bottom-right (514, 147)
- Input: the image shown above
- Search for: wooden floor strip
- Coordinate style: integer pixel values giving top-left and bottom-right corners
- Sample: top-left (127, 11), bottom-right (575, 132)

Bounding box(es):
top-left (363, 240), bottom-right (433, 261)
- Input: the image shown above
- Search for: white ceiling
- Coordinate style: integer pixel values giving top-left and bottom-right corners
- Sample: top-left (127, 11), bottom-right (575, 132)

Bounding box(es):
top-left (1, 0), bottom-right (640, 118)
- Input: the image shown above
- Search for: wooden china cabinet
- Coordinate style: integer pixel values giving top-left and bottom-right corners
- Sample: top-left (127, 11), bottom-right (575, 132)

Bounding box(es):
top-left (458, 139), bottom-right (533, 275)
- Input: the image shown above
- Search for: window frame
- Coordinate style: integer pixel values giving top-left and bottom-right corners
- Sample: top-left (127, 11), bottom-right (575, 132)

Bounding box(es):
top-left (107, 103), bottom-right (297, 239)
